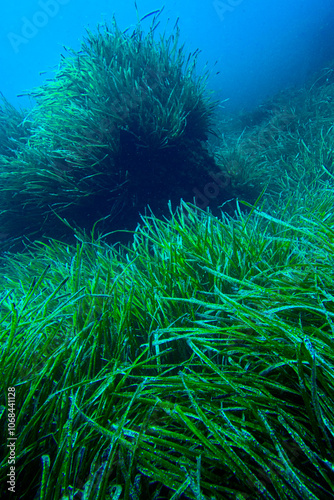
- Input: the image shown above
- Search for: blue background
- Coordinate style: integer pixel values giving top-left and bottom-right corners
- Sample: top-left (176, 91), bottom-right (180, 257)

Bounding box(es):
top-left (1, 0), bottom-right (334, 112)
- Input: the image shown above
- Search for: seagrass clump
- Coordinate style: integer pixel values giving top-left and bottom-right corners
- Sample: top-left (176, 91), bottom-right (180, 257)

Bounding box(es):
top-left (0, 10), bottom-right (216, 242)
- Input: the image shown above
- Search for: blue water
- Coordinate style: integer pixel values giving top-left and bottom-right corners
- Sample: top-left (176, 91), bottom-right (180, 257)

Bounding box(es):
top-left (1, 0), bottom-right (334, 111)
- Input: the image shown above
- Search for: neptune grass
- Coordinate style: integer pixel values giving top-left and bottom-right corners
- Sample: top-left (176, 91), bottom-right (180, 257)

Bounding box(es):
top-left (0, 10), bottom-right (216, 241)
top-left (214, 63), bottom-right (334, 208)
top-left (0, 93), bottom-right (30, 157)
top-left (0, 194), bottom-right (334, 498)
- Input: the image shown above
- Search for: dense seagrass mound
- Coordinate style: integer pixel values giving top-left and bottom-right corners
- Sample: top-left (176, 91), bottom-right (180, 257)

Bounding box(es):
top-left (0, 10), bottom-right (217, 243)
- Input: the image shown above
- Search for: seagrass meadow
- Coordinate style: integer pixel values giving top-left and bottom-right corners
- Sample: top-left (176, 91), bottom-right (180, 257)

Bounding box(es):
top-left (1, 11), bottom-right (334, 500)
top-left (1, 191), bottom-right (334, 499)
